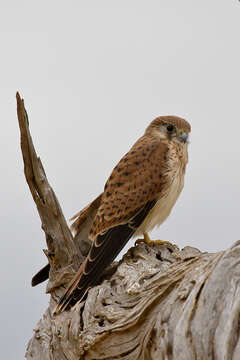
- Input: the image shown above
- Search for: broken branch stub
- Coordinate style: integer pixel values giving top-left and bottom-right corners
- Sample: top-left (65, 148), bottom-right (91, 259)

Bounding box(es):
top-left (16, 92), bottom-right (83, 292)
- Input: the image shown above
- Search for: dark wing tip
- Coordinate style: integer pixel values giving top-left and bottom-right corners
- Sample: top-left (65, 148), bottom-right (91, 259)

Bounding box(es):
top-left (31, 263), bottom-right (50, 287)
top-left (53, 287), bottom-right (89, 315)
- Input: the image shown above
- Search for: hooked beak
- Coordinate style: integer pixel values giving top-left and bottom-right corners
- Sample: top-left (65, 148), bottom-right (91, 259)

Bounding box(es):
top-left (179, 132), bottom-right (188, 143)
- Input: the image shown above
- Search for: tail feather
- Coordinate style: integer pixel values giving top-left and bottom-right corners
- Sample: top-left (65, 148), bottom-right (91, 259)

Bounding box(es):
top-left (54, 224), bottom-right (134, 314)
top-left (54, 200), bottom-right (157, 314)
top-left (54, 258), bottom-right (88, 314)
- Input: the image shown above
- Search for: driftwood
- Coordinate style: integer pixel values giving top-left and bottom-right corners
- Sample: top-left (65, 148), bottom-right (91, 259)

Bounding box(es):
top-left (17, 93), bottom-right (240, 360)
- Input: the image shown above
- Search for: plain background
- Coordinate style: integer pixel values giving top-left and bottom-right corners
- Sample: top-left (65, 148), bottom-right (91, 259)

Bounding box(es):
top-left (1, 1), bottom-right (240, 358)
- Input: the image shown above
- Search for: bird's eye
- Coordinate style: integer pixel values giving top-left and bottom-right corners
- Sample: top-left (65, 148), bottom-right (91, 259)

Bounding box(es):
top-left (167, 124), bottom-right (174, 132)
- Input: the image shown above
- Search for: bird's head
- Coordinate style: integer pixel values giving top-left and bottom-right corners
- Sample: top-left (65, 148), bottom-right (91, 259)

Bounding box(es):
top-left (145, 116), bottom-right (191, 145)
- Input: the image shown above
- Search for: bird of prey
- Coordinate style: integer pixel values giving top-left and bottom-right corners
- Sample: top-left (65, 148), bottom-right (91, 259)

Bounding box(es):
top-left (53, 115), bottom-right (191, 314)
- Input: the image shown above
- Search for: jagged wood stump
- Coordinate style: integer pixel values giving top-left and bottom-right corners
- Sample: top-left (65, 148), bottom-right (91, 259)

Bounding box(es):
top-left (17, 93), bottom-right (240, 360)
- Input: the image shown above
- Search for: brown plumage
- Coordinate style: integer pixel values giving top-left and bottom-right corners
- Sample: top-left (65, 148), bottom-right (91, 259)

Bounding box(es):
top-left (70, 193), bottom-right (103, 236)
top-left (54, 115), bottom-right (191, 314)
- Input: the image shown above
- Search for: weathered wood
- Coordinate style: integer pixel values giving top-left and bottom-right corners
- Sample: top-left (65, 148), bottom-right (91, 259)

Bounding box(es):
top-left (25, 241), bottom-right (240, 360)
top-left (16, 92), bottom-right (83, 293)
top-left (18, 94), bottom-right (240, 359)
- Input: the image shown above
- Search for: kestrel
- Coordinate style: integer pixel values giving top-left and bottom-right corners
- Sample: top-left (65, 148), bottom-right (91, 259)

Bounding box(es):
top-left (54, 115), bottom-right (191, 314)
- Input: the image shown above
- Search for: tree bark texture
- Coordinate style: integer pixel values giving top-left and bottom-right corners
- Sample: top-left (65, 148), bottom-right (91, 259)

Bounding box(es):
top-left (17, 93), bottom-right (240, 360)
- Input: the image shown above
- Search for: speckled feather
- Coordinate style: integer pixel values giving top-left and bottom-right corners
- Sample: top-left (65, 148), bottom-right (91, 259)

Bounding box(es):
top-left (70, 193), bottom-right (102, 236)
top-left (90, 137), bottom-right (167, 235)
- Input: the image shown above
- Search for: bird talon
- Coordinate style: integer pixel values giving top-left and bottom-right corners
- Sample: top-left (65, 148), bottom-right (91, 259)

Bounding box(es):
top-left (135, 233), bottom-right (173, 248)
top-left (135, 237), bottom-right (153, 246)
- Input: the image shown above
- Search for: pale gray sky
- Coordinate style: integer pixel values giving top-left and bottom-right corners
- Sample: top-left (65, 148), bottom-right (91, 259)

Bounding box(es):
top-left (1, 1), bottom-right (240, 358)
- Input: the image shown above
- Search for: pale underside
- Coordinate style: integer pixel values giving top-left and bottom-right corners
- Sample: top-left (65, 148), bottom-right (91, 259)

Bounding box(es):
top-left (134, 164), bottom-right (185, 237)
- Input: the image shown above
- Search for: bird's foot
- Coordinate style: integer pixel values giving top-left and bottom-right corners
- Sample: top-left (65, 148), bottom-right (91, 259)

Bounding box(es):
top-left (135, 232), bottom-right (173, 247)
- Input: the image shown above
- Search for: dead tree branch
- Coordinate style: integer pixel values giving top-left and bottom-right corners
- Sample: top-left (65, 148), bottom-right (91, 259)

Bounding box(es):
top-left (16, 92), bottom-right (83, 293)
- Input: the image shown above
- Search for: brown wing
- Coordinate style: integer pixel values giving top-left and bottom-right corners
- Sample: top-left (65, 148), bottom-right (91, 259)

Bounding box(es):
top-left (54, 136), bottom-right (169, 314)
top-left (70, 193), bottom-right (103, 236)
top-left (89, 136), bottom-right (169, 239)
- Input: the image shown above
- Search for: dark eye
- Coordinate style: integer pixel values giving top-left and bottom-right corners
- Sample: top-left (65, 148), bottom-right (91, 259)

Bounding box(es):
top-left (167, 124), bottom-right (174, 132)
